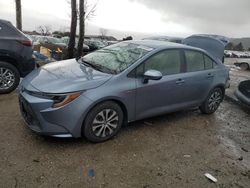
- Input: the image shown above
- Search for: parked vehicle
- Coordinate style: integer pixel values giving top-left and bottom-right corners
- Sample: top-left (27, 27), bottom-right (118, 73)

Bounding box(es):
top-left (84, 39), bottom-right (107, 52)
top-left (19, 40), bottom-right (230, 142)
top-left (35, 36), bottom-right (67, 47)
top-left (32, 36), bottom-right (67, 51)
top-left (0, 19), bottom-right (35, 94)
top-left (183, 34), bottom-right (228, 63)
top-left (234, 60), bottom-right (250, 70)
top-left (235, 80), bottom-right (250, 107)
top-left (143, 36), bottom-right (184, 44)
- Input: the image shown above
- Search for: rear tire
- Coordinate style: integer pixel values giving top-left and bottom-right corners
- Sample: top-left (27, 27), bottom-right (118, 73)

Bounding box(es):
top-left (200, 88), bottom-right (223, 114)
top-left (0, 61), bottom-right (20, 94)
top-left (83, 101), bottom-right (124, 143)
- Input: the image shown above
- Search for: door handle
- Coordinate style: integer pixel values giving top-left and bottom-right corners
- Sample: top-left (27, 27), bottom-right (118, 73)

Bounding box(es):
top-left (175, 79), bottom-right (185, 84)
top-left (207, 73), bottom-right (214, 78)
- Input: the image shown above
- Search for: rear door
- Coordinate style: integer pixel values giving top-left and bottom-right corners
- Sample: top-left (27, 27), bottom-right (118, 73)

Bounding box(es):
top-left (179, 50), bottom-right (215, 105)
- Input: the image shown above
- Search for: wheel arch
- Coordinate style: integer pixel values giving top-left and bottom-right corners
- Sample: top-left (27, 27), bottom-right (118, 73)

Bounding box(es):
top-left (81, 98), bottom-right (129, 135)
top-left (0, 55), bottom-right (20, 73)
top-left (213, 84), bottom-right (226, 97)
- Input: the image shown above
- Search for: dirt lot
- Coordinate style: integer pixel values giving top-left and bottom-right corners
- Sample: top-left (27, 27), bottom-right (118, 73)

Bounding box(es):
top-left (0, 90), bottom-right (249, 188)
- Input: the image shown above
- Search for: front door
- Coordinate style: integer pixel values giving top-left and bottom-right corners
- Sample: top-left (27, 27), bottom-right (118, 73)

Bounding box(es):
top-left (135, 49), bottom-right (187, 120)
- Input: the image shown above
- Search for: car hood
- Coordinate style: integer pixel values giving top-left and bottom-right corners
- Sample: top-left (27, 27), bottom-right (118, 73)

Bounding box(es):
top-left (21, 59), bottom-right (112, 93)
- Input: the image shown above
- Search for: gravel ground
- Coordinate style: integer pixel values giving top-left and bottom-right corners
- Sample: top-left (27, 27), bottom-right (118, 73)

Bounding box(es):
top-left (0, 91), bottom-right (249, 188)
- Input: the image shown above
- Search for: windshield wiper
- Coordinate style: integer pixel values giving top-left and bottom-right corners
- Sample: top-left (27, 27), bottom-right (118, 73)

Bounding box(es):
top-left (79, 58), bottom-right (118, 74)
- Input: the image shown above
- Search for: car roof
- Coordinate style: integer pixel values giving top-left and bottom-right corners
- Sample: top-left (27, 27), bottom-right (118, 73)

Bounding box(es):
top-left (128, 40), bottom-right (204, 51)
top-left (0, 19), bottom-right (11, 24)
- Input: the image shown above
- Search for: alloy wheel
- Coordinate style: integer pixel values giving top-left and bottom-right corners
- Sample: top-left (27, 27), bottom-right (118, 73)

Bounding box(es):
top-left (92, 109), bottom-right (119, 138)
top-left (208, 91), bottom-right (222, 111)
top-left (0, 67), bottom-right (15, 90)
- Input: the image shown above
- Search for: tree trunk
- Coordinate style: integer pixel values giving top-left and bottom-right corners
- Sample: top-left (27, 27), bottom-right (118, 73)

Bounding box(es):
top-left (77, 0), bottom-right (85, 58)
top-left (68, 0), bottom-right (77, 59)
top-left (15, 0), bottom-right (22, 31)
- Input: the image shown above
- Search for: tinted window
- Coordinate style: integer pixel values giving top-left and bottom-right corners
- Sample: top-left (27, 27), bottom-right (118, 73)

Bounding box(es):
top-left (0, 22), bottom-right (18, 37)
top-left (204, 55), bottom-right (213, 69)
top-left (185, 50), bottom-right (204, 72)
top-left (0, 23), bottom-right (7, 36)
top-left (141, 50), bottom-right (181, 76)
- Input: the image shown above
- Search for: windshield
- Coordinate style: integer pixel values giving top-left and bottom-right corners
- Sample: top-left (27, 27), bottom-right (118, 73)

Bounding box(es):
top-left (80, 42), bottom-right (153, 74)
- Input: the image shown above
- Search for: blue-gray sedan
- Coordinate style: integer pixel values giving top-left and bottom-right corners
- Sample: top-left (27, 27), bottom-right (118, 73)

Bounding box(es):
top-left (19, 40), bottom-right (230, 142)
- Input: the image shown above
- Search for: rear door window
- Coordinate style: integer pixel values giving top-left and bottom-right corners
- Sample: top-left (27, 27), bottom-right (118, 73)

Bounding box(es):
top-left (0, 22), bottom-right (18, 37)
top-left (185, 50), bottom-right (204, 72)
top-left (0, 23), bottom-right (6, 36)
top-left (204, 55), bottom-right (214, 69)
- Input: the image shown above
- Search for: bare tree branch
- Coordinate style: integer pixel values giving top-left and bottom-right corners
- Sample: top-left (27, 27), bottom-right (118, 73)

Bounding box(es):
top-left (85, 0), bottom-right (98, 20)
top-left (36, 25), bottom-right (52, 36)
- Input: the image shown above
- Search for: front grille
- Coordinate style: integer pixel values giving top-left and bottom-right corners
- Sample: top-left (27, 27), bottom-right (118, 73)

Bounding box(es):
top-left (239, 80), bottom-right (250, 98)
top-left (19, 95), bottom-right (40, 127)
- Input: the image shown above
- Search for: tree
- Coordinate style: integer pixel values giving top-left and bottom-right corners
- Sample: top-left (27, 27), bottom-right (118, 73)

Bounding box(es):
top-left (225, 42), bottom-right (234, 50)
top-left (76, 0), bottom-right (97, 58)
top-left (76, 0), bottom-right (85, 58)
top-left (234, 42), bottom-right (244, 51)
top-left (36, 25), bottom-right (52, 36)
top-left (68, 0), bottom-right (78, 59)
top-left (100, 28), bottom-right (108, 39)
top-left (15, 0), bottom-right (22, 30)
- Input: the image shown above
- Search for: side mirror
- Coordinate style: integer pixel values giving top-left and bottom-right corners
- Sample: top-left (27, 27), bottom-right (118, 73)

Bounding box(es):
top-left (143, 69), bottom-right (162, 83)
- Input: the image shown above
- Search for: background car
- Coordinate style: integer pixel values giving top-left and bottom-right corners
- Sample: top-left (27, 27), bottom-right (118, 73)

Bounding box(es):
top-left (143, 36), bottom-right (184, 44)
top-left (235, 80), bottom-right (250, 107)
top-left (19, 39), bottom-right (230, 143)
top-left (0, 19), bottom-right (35, 94)
top-left (84, 39), bottom-right (107, 52)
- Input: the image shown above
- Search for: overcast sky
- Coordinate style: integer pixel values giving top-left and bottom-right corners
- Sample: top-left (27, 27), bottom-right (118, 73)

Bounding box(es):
top-left (0, 0), bottom-right (250, 39)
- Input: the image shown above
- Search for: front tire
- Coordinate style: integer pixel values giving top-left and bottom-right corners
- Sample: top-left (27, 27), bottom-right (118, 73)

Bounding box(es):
top-left (0, 61), bottom-right (20, 94)
top-left (83, 101), bottom-right (124, 143)
top-left (200, 88), bottom-right (223, 114)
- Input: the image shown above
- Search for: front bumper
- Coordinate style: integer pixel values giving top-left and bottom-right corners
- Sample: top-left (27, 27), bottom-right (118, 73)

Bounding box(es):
top-left (19, 90), bottom-right (93, 138)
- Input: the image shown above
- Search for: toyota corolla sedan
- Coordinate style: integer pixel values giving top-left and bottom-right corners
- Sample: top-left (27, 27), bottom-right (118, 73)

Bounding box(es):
top-left (19, 39), bottom-right (230, 142)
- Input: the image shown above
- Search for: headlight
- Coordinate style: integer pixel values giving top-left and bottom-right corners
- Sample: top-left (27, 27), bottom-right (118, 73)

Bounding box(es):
top-left (52, 93), bottom-right (81, 108)
top-left (27, 91), bottom-right (81, 108)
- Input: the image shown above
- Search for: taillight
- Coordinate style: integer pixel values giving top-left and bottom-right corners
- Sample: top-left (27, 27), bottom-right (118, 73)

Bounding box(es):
top-left (19, 40), bottom-right (33, 47)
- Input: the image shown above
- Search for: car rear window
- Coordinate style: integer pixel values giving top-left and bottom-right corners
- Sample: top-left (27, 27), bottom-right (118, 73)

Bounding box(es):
top-left (0, 22), bottom-right (19, 37)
